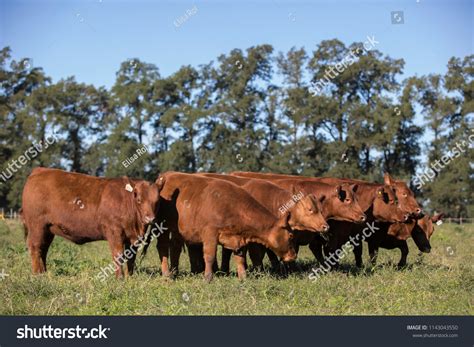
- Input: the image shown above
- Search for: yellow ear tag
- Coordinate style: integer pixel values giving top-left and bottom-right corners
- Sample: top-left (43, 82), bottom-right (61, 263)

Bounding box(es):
top-left (125, 184), bottom-right (134, 192)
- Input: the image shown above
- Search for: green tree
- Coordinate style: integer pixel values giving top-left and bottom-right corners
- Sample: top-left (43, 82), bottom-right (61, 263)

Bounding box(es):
top-left (418, 56), bottom-right (473, 217)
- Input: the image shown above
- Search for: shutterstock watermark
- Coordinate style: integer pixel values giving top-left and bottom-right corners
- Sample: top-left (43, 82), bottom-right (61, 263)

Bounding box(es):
top-left (0, 135), bottom-right (58, 183)
top-left (17, 324), bottom-right (109, 339)
top-left (96, 220), bottom-right (168, 281)
top-left (308, 221), bottom-right (379, 282)
top-left (413, 128), bottom-right (474, 189)
top-left (309, 35), bottom-right (379, 96)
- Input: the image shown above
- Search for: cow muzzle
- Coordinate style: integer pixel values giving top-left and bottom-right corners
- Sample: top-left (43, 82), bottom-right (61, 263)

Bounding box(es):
top-left (421, 246), bottom-right (431, 253)
top-left (281, 251), bottom-right (297, 262)
top-left (413, 209), bottom-right (424, 219)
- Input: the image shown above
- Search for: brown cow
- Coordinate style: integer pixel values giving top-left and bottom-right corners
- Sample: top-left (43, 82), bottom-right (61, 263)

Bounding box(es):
top-left (21, 167), bottom-right (161, 278)
top-left (197, 173), bottom-right (329, 273)
top-left (155, 172), bottom-right (297, 281)
top-left (231, 172), bottom-right (409, 268)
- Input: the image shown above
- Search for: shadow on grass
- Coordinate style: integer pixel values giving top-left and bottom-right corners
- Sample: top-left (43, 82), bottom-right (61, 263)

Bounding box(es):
top-left (132, 256), bottom-right (454, 282)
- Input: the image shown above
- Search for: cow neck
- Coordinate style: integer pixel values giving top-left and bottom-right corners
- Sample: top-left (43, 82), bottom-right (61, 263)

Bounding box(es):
top-left (315, 184), bottom-right (336, 218)
top-left (269, 189), bottom-right (296, 216)
top-left (240, 214), bottom-right (281, 249)
top-left (354, 184), bottom-right (378, 213)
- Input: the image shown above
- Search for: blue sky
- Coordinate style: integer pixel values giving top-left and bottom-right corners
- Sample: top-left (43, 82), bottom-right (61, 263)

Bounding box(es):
top-left (1, 0), bottom-right (472, 89)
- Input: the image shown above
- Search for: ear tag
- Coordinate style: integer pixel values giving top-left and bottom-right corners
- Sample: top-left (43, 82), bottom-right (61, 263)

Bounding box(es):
top-left (378, 190), bottom-right (382, 195)
top-left (125, 184), bottom-right (134, 192)
top-left (436, 220), bottom-right (443, 226)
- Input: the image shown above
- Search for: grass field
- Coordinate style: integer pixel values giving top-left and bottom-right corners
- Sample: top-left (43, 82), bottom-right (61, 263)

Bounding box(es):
top-left (0, 219), bottom-right (472, 315)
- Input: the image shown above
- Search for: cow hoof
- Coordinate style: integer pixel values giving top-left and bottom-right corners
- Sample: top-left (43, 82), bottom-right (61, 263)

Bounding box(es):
top-left (204, 273), bottom-right (213, 283)
top-left (237, 273), bottom-right (247, 281)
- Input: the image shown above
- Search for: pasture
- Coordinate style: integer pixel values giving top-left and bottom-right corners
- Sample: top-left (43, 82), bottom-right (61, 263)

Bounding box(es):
top-left (0, 219), bottom-right (472, 315)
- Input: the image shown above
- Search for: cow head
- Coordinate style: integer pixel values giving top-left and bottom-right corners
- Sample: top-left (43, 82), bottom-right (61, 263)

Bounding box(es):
top-left (268, 215), bottom-right (297, 262)
top-left (323, 184), bottom-right (367, 223)
top-left (412, 213), bottom-right (444, 253)
top-left (384, 173), bottom-right (423, 218)
top-left (372, 185), bottom-right (409, 223)
top-left (288, 193), bottom-right (329, 233)
top-left (132, 181), bottom-right (161, 225)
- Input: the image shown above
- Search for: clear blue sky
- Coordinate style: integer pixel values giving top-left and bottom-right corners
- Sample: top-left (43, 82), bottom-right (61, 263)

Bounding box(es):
top-left (1, 0), bottom-right (472, 89)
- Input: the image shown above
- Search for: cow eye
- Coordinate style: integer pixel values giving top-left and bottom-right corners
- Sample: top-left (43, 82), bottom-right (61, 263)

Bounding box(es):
top-left (403, 193), bottom-right (408, 197)
top-left (345, 198), bottom-right (351, 203)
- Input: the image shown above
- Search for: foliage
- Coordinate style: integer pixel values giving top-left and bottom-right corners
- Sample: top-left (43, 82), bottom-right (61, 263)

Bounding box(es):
top-left (0, 45), bottom-right (472, 216)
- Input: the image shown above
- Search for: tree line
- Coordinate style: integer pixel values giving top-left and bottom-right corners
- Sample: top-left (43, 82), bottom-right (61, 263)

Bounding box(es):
top-left (0, 42), bottom-right (472, 217)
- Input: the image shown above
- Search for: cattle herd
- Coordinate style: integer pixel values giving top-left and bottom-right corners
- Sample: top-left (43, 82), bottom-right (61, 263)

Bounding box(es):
top-left (20, 167), bottom-right (443, 282)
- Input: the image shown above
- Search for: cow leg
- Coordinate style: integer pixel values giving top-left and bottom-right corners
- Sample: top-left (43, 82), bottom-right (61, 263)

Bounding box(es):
top-left (212, 257), bottom-right (219, 272)
top-left (221, 247), bottom-right (232, 274)
top-left (124, 242), bottom-right (138, 276)
top-left (107, 238), bottom-right (125, 278)
top-left (266, 249), bottom-right (281, 273)
top-left (157, 230), bottom-right (171, 277)
top-left (309, 238), bottom-right (325, 265)
top-left (188, 244), bottom-right (204, 274)
top-left (170, 231), bottom-right (184, 276)
top-left (287, 244), bottom-right (300, 273)
top-left (233, 248), bottom-right (248, 280)
top-left (248, 243), bottom-right (264, 272)
top-left (323, 244), bottom-right (340, 270)
top-left (27, 224), bottom-right (54, 274)
top-left (203, 238), bottom-right (218, 283)
top-left (368, 243), bottom-right (379, 266)
top-left (397, 241), bottom-right (409, 268)
top-left (353, 242), bottom-right (363, 268)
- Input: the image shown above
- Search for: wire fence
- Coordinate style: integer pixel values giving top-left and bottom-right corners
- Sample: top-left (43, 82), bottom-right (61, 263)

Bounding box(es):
top-left (0, 209), bottom-right (21, 221)
top-left (0, 208), bottom-right (473, 224)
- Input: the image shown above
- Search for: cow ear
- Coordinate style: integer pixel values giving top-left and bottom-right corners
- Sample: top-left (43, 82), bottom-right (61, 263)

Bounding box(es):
top-left (132, 183), bottom-right (141, 201)
top-left (384, 173), bottom-right (394, 186)
top-left (376, 187), bottom-right (385, 199)
top-left (156, 175), bottom-right (166, 191)
top-left (319, 194), bottom-right (326, 204)
top-left (278, 211), bottom-right (291, 228)
top-left (431, 213), bottom-right (444, 223)
top-left (334, 185), bottom-right (342, 198)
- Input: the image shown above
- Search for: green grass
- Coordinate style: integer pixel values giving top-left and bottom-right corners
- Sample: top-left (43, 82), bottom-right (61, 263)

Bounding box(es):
top-left (0, 220), bottom-right (472, 315)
